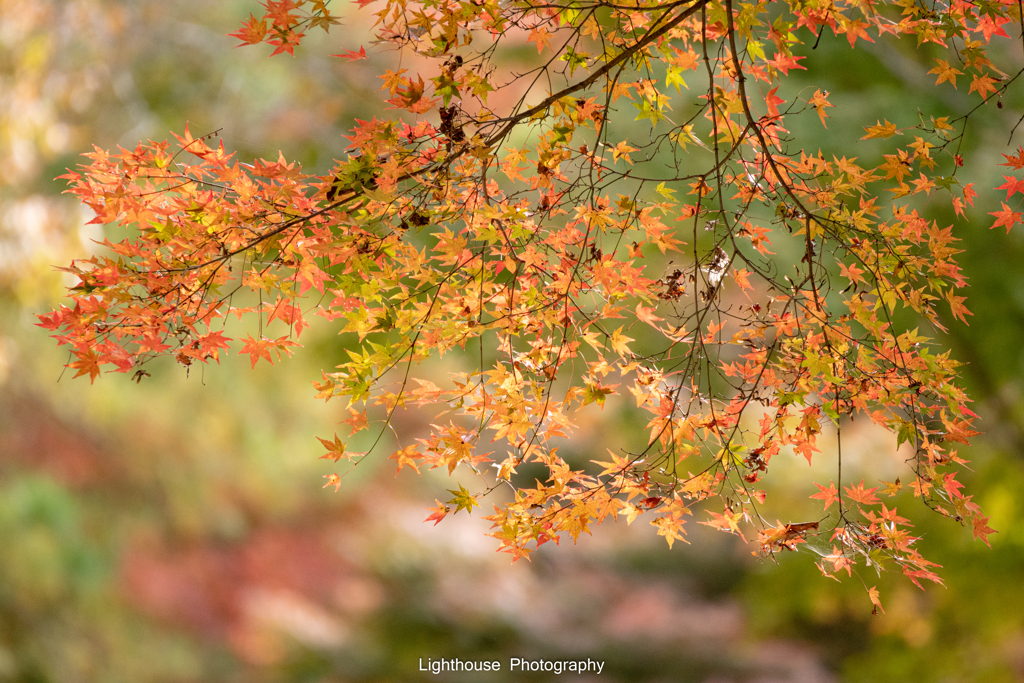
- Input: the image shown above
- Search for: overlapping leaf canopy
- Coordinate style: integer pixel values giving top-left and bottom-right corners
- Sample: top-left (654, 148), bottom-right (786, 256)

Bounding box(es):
top-left (40, 0), bottom-right (1022, 596)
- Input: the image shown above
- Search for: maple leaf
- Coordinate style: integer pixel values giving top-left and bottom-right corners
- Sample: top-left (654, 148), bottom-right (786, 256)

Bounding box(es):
top-left (929, 59), bottom-right (963, 87)
top-left (611, 141), bottom-right (637, 163)
top-left (941, 472), bottom-right (965, 500)
top-left (581, 379), bottom-right (618, 408)
top-left (395, 75), bottom-right (425, 108)
top-left (810, 480), bottom-right (840, 511)
top-left (879, 478), bottom-right (902, 497)
top-left (867, 586), bottom-right (885, 615)
top-left (903, 565), bottom-right (945, 590)
top-left (378, 68), bottom-right (408, 96)
top-left (807, 88), bottom-right (833, 127)
top-left (635, 303), bottom-right (664, 327)
top-left (609, 327), bottom-right (634, 357)
top-left (267, 32), bottom-right (302, 57)
top-left (840, 18), bottom-right (874, 47)
top-left (323, 473), bottom-right (342, 492)
top-left (861, 119), bottom-right (900, 140)
top-left (317, 433), bottom-right (347, 461)
top-left (989, 203), bottom-right (1021, 233)
top-left (195, 331), bottom-right (232, 360)
top-left (1001, 146), bottom-right (1024, 169)
top-left (137, 335), bottom-right (171, 355)
top-left (995, 175), bottom-right (1024, 200)
top-left (703, 509), bottom-right (742, 534)
top-left (238, 334), bottom-right (299, 368)
top-left (424, 500), bottom-right (450, 526)
top-left (313, 373), bottom-right (337, 401)
top-left (839, 262), bottom-right (865, 286)
top-left (909, 478), bottom-right (933, 498)
top-left (770, 53), bottom-right (806, 75)
top-left (975, 14), bottom-right (1011, 42)
top-left (952, 196), bottom-right (968, 218)
top-left (331, 46), bottom-right (367, 61)
top-left (228, 14), bottom-right (268, 45)
top-left (941, 413), bottom-right (979, 443)
top-left (527, 27), bottom-right (552, 54)
top-left (618, 502), bottom-right (642, 524)
top-left (844, 480), bottom-right (879, 506)
top-left (733, 268), bottom-right (752, 290)
top-left (972, 514), bottom-right (996, 547)
top-left (239, 334), bottom-right (274, 368)
top-left (68, 349), bottom-right (102, 383)
top-left (446, 484), bottom-right (479, 514)
top-left (820, 546), bottom-right (854, 577)
top-left (593, 449), bottom-right (633, 477)
top-left (764, 87), bottom-right (785, 118)
top-left (651, 514), bottom-right (688, 549)
top-left (962, 183), bottom-right (978, 207)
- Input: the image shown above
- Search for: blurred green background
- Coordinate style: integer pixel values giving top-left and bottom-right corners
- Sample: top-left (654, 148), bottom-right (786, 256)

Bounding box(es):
top-left (1, 0), bottom-right (1023, 681)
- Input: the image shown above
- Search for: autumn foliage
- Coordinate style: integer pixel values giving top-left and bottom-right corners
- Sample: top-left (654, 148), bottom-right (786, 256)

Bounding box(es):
top-left (39, 0), bottom-right (1022, 600)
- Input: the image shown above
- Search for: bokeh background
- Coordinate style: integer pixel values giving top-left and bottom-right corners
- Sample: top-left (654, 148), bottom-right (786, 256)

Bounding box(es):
top-left (2, 0), bottom-right (1024, 680)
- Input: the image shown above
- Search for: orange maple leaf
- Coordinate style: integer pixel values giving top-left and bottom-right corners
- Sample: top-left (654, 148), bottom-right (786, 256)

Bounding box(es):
top-left (424, 500), bottom-right (450, 526)
top-left (389, 445), bottom-right (422, 475)
top-left (844, 480), bottom-right (879, 506)
top-left (527, 27), bottom-right (552, 54)
top-left (68, 349), bottom-right (102, 383)
top-left (868, 586), bottom-right (885, 615)
top-left (228, 14), bottom-right (268, 45)
top-left (317, 433), bottom-right (347, 461)
top-left (989, 203), bottom-right (1021, 233)
top-left (972, 514), bottom-right (997, 547)
top-left (810, 480), bottom-right (840, 510)
top-left (343, 406), bottom-right (368, 433)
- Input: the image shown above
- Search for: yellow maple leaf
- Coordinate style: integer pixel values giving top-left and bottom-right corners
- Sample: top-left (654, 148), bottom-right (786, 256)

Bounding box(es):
top-left (861, 119), bottom-right (901, 140)
top-left (609, 326), bottom-right (634, 356)
top-left (929, 59), bottom-right (962, 87)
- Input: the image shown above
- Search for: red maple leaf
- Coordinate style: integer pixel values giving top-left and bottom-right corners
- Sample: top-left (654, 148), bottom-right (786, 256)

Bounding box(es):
top-left (995, 175), bottom-right (1024, 199)
top-left (868, 586), bottom-right (885, 615)
top-left (941, 472), bottom-right (965, 500)
top-left (424, 500), bottom-right (450, 525)
top-left (332, 46), bottom-right (367, 61)
top-left (975, 14), bottom-right (1011, 41)
top-left (990, 202), bottom-right (1022, 233)
top-left (770, 53), bottom-right (806, 76)
top-left (1001, 146), bottom-right (1024, 169)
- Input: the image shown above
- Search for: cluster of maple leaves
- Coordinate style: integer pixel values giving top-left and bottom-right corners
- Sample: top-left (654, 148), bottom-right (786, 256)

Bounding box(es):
top-left (38, 0), bottom-right (1023, 604)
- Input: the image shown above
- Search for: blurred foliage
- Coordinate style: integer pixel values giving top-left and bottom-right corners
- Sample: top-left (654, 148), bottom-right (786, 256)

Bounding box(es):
top-left (1, 0), bottom-right (1023, 681)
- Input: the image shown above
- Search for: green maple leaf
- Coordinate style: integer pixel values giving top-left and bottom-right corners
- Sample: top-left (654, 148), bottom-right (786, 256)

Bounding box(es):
top-left (446, 483), bottom-right (480, 514)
